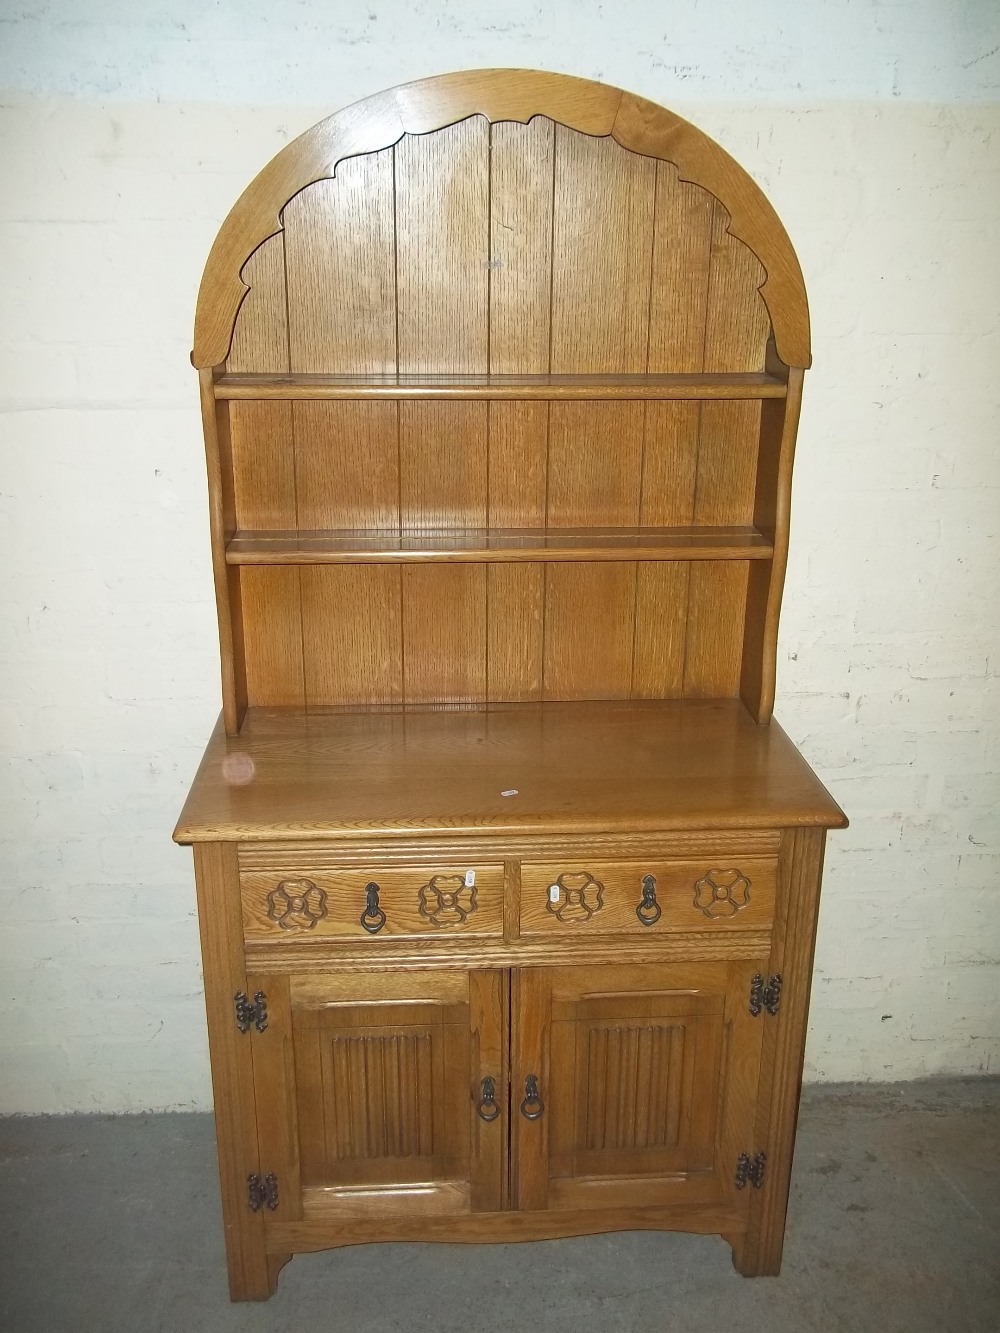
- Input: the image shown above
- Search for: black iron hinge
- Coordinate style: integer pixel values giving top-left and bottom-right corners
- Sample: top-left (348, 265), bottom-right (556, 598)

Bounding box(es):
top-left (735, 1152), bottom-right (767, 1190)
top-left (749, 973), bottom-right (782, 1017)
top-left (247, 1172), bottom-right (279, 1212)
top-left (234, 990), bottom-right (268, 1034)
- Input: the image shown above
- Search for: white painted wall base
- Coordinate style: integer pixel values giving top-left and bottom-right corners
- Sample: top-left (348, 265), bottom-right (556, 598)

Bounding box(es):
top-left (1, 3), bottom-right (998, 1112)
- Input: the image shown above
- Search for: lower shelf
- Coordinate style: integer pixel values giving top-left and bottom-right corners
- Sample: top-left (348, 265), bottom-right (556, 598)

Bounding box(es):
top-left (225, 525), bottom-right (774, 565)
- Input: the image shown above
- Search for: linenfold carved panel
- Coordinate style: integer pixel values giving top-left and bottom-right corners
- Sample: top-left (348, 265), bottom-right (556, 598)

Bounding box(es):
top-left (328, 1033), bottom-right (434, 1160)
top-left (585, 1023), bottom-right (685, 1151)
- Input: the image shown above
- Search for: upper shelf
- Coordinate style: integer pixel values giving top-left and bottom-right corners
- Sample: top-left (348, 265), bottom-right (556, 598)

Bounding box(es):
top-left (214, 372), bottom-right (788, 402)
top-left (225, 526), bottom-right (775, 565)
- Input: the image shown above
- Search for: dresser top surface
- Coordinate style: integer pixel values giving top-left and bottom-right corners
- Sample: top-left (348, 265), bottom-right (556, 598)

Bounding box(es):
top-left (173, 700), bottom-right (845, 843)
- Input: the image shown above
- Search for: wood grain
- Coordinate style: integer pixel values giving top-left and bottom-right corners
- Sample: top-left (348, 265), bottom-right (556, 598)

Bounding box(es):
top-left (740, 367), bottom-right (805, 723)
top-left (193, 72), bottom-right (809, 370)
top-left (293, 402), bottom-right (398, 530)
top-left (733, 827), bottom-right (828, 1276)
top-left (241, 568), bottom-right (305, 708)
top-left (300, 566), bottom-right (402, 707)
top-left (192, 843), bottom-right (274, 1300)
top-left (631, 564), bottom-right (690, 699)
top-left (174, 702), bottom-right (846, 844)
top-left (543, 564), bottom-right (636, 700)
top-left (399, 402), bottom-right (488, 530)
top-left (489, 117), bottom-right (554, 376)
top-left (225, 526), bottom-right (774, 566)
top-left (396, 119), bottom-right (489, 375)
top-left (401, 565), bottom-right (487, 703)
top-left (682, 563), bottom-right (750, 699)
top-left (215, 372), bottom-right (788, 401)
top-left (487, 565), bottom-right (544, 702)
top-left (240, 863), bottom-right (503, 940)
top-left (246, 973), bottom-right (302, 1223)
top-left (182, 70), bottom-right (840, 1303)
top-left (283, 152), bottom-right (396, 375)
top-left (518, 857), bottom-right (776, 937)
top-left (549, 129), bottom-right (655, 374)
top-left (265, 1201), bottom-right (746, 1253)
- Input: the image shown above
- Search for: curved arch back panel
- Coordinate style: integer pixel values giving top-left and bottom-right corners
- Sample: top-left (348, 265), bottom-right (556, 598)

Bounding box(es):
top-left (224, 119), bottom-right (771, 710)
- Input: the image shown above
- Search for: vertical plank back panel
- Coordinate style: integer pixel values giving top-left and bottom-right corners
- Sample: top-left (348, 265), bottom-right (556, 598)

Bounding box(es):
top-left (543, 564), bottom-right (636, 700)
top-left (547, 403), bottom-right (644, 527)
top-left (395, 117), bottom-right (489, 522)
top-left (683, 562), bottom-right (750, 698)
top-left (682, 200), bottom-right (769, 698)
top-left (543, 130), bottom-right (654, 697)
top-left (241, 567), bottom-right (305, 707)
top-left (218, 116), bottom-right (784, 714)
top-left (281, 150), bottom-right (402, 701)
top-left (228, 234), bottom-right (295, 528)
top-left (283, 151), bottom-right (396, 375)
top-left (489, 117), bottom-right (554, 376)
top-left (550, 129), bottom-right (656, 374)
top-left (294, 401), bottom-right (399, 530)
top-left (227, 236), bottom-right (302, 708)
top-left (400, 403), bottom-right (487, 529)
top-left (485, 117), bottom-right (555, 700)
top-left (301, 567), bottom-right (403, 706)
top-left (403, 566), bottom-right (487, 703)
top-left (396, 120), bottom-right (489, 374)
top-left (228, 233), bottom-right (290, 374)
top-left (696, 202), bottom-right (770, 526)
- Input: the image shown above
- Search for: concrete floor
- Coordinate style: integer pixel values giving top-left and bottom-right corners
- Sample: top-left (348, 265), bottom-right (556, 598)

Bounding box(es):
top-left (1, 1081), bottom-right (998, 1333)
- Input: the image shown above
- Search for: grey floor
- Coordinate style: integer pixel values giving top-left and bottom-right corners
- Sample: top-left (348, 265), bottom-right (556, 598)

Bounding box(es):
top-left (1, 1081), bottom-right (998, 1333)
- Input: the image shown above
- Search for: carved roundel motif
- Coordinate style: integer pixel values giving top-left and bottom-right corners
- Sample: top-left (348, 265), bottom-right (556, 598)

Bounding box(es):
top-left (418, 874), bottom-right (477, 928)
top-left (693, 868), bottom-right (751, 919)
top-left (547, 871), bottom-right (605, 924)
top-left (267, 878), bottom-right (328, 930)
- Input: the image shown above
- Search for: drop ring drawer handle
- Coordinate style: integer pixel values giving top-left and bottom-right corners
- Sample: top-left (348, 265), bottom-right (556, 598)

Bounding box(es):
top-left (520, 1074), bottom-right (545, 1121)
top-left (360, 881), bottom-right (387, 934)
top-left (477, 1076), bottom-right (501, 1122)
top-left (636, 873), bottom-right (661, 926)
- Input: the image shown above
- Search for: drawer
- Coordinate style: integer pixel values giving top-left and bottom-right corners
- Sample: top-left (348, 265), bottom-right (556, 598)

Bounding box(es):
top-left (241, 864), bottom-right (504, 941)
top-left (519, 857), bottom-right (776, 937)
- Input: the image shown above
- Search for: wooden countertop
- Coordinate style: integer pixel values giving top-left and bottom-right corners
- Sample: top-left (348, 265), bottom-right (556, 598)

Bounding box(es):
top-left (173, 700), bottom-right (846, 844)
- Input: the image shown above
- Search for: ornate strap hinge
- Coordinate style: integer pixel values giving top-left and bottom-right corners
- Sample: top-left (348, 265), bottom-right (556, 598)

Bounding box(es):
top-left (234, 990), bottom-right (268, 1034)
top-left (735, 1152), bottom-right (767, 1190)
top-left (247, 1171), bottom-right (279, 1212)
top-left (748, 973), bottom-right (782, 1017)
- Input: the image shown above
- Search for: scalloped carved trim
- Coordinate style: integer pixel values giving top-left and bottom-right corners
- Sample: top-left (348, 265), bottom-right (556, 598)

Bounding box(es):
top-left (193, 70), bottom-right (809, 370)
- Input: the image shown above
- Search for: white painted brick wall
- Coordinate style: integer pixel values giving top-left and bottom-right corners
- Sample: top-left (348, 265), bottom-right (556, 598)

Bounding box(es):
top-left (1, 1), bottom-right (998, 1111)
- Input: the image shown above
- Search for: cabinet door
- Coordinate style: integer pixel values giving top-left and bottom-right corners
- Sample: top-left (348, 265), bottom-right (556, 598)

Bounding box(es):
top-left (512, 961), bottom-right (765, 1214)
top-left (248, 968), bottom-right (506, 1224)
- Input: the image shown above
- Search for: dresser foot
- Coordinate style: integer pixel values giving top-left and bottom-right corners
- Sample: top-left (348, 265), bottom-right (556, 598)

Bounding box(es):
top-left (727, 1230), bottom-right (782, 1278)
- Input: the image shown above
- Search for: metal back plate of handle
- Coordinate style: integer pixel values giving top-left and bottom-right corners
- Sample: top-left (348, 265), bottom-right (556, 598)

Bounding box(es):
top-left (360, 880), bottom-right (386, 934)
top-left (636, 873), bottom-right (661, 926)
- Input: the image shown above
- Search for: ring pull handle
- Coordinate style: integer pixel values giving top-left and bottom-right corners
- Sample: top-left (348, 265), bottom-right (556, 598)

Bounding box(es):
top-left (360, 881), bottom-right (387, 935)
top-left (477, 1076), bottom-right (501, 1123)
top-left (520, 1074), bottom-right (545, 1121)
top-left (636, 873), bottom-right (661, 927)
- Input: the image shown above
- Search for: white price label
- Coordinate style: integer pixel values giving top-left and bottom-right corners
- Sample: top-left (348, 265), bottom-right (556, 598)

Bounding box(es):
top-left (549, 884), bottom-right (560, 903)
top-left (465, 870), bottom-right (476, 887)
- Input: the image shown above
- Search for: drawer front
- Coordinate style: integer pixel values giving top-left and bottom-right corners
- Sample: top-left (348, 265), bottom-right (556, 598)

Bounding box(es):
top-left (519, 858), bottom-right (776, 936)
top-left (241, 865), bottom-right (504, 941)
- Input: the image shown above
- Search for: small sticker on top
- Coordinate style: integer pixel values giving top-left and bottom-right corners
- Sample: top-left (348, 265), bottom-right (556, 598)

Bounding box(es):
top-left (465, 869), bottom-right (476, 888)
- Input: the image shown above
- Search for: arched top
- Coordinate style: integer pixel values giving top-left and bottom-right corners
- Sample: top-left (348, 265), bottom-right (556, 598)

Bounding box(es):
top-left (193, 69), bottom-right (810, 369)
